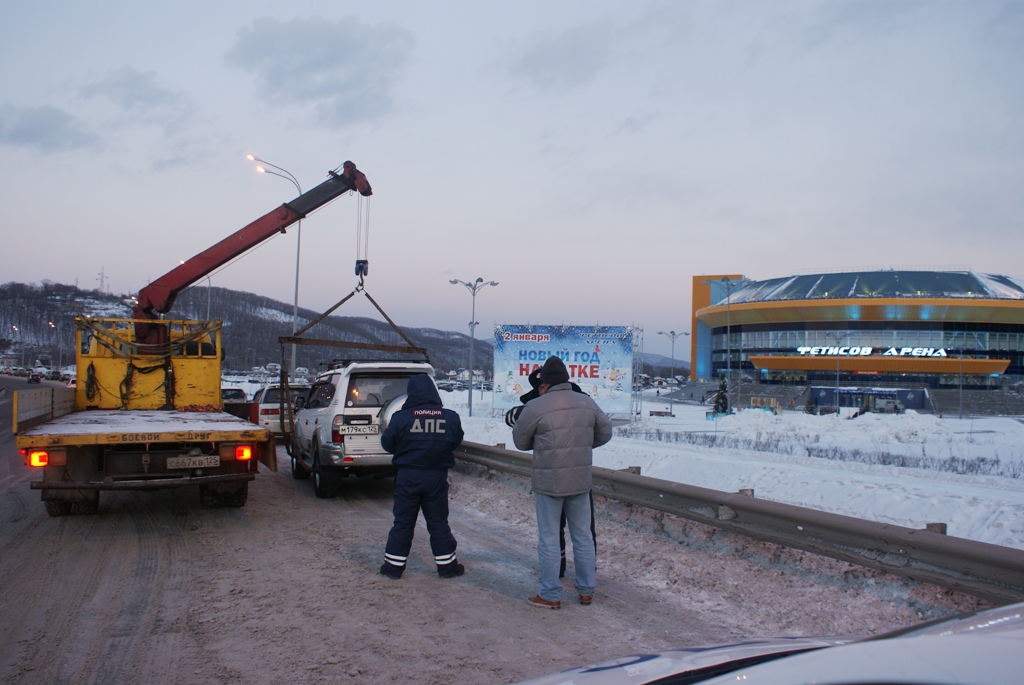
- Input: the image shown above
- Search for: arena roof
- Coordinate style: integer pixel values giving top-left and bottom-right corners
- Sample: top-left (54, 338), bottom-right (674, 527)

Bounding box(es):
top-left (726, 271), bottom-right (1024, 305)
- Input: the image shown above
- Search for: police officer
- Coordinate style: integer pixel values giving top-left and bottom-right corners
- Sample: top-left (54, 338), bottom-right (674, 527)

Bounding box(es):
top-left (379, 374), bottom-right (465, 579)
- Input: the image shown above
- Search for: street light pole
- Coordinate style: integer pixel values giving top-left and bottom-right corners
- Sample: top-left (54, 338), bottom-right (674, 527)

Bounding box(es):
top-left (657, 330), bottom-right (689, 414)
top-left (722, 277), bottom-right (734, 413)
top-left (824, 331), bottom-right (850, 412)
top-left (449, 277), bottom-right (498, 417)
top-left (247, 154), bottom-right (302, 374)
top-left (12, 326), bottom-right (23, 368)
top-left (48, 321), bottom-right (63, 371)
top-left (951, 330), bottom-right (967, 420)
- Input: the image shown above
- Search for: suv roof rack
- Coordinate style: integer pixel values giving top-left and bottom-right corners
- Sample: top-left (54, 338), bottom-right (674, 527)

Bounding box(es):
top-left (322, 358), bottom-right (430, 370)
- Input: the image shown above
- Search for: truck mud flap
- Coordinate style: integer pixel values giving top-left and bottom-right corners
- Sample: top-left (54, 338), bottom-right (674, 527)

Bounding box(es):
top-left (256, 439), bottom-right (277, 472)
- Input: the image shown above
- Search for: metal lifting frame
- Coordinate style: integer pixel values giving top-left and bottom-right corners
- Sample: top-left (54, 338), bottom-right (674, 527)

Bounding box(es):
top-left (273, 282), bottom-right (430, 442)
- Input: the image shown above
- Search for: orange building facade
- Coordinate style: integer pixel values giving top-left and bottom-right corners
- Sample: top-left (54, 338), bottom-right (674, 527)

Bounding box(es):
top-left (690, 271), bottom-right (1022, 391)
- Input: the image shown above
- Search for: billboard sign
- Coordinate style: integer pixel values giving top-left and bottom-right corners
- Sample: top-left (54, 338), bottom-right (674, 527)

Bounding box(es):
top-left (492, 324), bottom-right (634, 414)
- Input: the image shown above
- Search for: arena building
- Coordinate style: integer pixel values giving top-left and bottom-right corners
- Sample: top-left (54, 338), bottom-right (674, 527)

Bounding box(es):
top-left (689, 270), bottom-right (1024, 410)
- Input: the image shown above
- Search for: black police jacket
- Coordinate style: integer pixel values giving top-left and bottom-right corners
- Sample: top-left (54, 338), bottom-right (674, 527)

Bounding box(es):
top-left (381, 374), bottom-right (464, 470)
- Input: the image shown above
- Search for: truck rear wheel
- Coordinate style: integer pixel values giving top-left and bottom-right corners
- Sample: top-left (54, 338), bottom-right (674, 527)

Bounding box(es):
top-left (199, 485), bottom-right (219, 508)
top-left (74, 492), bottom-right (100, 515)
top-left (223, 482), bottom-right (248, 508)
top-left (44, 499), bottom-right (72, 517)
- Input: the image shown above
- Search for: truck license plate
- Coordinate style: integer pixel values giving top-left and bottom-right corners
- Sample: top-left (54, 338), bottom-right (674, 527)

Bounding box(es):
top-left (336, 425), bottom-right (379, 435)
top-left (166, 455), bottom-right (220, 469)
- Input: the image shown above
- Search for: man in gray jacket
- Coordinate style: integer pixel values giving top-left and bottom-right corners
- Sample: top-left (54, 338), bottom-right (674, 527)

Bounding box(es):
top-left (512, 355), bottom-right (613, 609)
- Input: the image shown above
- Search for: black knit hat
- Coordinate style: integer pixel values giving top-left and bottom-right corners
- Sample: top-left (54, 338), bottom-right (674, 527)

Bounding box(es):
top-left (539, 356), bottom-right (570, 385)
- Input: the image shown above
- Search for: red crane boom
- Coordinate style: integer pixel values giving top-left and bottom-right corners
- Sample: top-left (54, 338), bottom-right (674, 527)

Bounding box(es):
top-left (132, 161), bottom-right (371, 346)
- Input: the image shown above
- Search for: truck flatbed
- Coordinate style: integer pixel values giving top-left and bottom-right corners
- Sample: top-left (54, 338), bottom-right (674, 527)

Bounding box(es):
top-left (16, 409), bottom-right (272, 448)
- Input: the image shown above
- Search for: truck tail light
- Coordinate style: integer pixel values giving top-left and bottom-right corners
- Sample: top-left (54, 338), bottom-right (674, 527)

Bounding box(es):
top-left (22, 448), bottom-right (66, 467)
top-left (218, 444), bottom-right (253, 461)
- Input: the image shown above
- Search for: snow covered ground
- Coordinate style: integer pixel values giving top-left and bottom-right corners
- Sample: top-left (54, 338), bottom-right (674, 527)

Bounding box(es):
top-left (450, 388), bottom-right (1024, 552)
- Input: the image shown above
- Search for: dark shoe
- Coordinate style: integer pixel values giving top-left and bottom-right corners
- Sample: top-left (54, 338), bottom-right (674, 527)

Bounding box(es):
top-left (527, 595), bottom-right (560, 610)
top-left (579, 594), bottom-right (593, 605)
top-left (438, 562), bottom-right (465, 578)
top-left (379, 563), bottom-right (403, 579)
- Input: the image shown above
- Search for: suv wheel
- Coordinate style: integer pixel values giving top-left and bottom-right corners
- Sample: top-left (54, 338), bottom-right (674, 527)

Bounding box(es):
top-left (312, 445), bottom-right (336, 499)
top-left (291, 454), bottom-right (310, 480)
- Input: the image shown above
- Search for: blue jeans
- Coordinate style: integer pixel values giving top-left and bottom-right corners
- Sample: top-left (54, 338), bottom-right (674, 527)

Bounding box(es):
top-left (534, 491), bottom-right (596, 600)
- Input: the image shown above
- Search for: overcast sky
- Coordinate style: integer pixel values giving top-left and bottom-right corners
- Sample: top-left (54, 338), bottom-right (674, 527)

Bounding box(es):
top-left (2, 1), bottom-right (1022, 360)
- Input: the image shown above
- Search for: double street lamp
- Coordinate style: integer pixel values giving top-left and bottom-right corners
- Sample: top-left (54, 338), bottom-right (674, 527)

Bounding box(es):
top-left (657, 330), bottom-right (689, 413)
top-left (247, 154), bottom-right (303, 374)
top-left (449, 277), bottom-right (498, 417)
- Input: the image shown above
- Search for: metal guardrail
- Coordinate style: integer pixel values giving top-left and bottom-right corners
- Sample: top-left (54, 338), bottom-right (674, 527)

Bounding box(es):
top-left (455, 441), bottom-right (1024, 604)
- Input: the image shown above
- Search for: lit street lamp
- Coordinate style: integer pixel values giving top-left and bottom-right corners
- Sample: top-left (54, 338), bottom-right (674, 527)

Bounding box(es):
top-left (656, 330), bottom-right (689, 413)
top-left (247, 154), bottom-right (302, 374)
top-left (449, 277), bottom-right (498, 417)
top-left (48, 321), bottom-right (63, 371)
top-left (12, 325), bottom-right (24, 368)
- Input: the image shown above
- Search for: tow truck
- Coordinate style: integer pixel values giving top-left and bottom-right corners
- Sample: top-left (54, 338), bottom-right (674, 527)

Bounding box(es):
top-left (13, 162), bottom-right (372, 515)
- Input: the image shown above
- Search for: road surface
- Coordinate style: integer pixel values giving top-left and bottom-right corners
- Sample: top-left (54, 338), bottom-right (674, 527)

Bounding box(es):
top-left (0, 379), bottom-right (987, 685)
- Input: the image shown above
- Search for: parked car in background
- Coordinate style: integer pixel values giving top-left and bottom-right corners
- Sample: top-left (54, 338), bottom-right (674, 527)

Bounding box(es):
top-left (221, 388), bottom-right (248, 403)
top-left (511, 601), bottom-right (1024, 685)
top-left (221, 387), bottom-right (250, 419)
top-left (251, 383), bottom-right (309, 437)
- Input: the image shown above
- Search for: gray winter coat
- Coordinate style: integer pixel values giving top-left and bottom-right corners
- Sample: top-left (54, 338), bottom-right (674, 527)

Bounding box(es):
top-left (512, 383), bottom-right (613, 497)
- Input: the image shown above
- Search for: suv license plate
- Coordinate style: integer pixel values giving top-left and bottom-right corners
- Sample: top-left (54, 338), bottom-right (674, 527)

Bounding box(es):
top-left (167, 455), bottom-right (221, 469)
top-left (336, 425), bottom-right (379, 435)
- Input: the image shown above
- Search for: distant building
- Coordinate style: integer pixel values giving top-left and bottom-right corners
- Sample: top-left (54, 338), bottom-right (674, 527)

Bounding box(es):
top-left (690, 270), bottom-right (1023, 391)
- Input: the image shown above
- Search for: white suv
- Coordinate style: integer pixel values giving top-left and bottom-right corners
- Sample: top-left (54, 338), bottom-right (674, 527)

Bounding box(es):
top-left (288, 360), bottom-right (435, 498)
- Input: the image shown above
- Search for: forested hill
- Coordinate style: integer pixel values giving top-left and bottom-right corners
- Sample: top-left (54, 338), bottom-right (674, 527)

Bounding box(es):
top-left (1, 281), bottom-right (686, 378)
top-left (0, 281), bottom-right (486, 374)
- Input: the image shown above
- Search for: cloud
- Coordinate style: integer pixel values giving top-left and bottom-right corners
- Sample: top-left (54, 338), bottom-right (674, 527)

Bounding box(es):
top-left (225, 16), bottom-right (414, 127)
top-left (0, 104), bottom-right (97, 153)
top-left (79, 66), bottom-right (195, 136)
top-left (797, 0), bottom-right (928, 50)
top-left (509, 19), bottom-right (616, 91)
